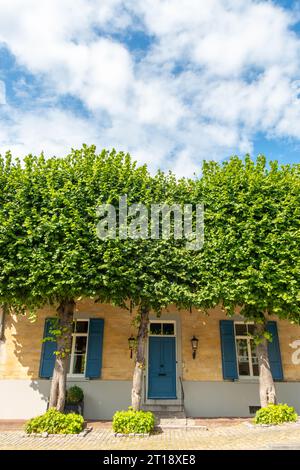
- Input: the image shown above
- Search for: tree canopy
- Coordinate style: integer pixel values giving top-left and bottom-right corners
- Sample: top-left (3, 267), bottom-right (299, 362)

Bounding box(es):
top-left (190, 155), bottom-right (300, 323)
top-left (0, 145), bottom-right (197, 315)
top-left (1, 149), bottom-right (299, 320)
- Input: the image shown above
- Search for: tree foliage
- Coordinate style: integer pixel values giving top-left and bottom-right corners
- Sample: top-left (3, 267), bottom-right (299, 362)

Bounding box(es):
top-left (0, 145), bottom-right (198, 315)
top-left (191, 155), bottom-right (300, 323)
top-left (1, 149), bottom-right (299, 320)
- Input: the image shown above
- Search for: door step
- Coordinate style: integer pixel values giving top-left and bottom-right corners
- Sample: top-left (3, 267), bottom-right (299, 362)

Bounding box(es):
top-left (143, 404), bottom-right (184, 413)
top-left (154, 414), bottom-right (207, 430)
top-left (142, 406), bottom-right (208, 429)
top-left (154, 411), bottom-right (186, 423)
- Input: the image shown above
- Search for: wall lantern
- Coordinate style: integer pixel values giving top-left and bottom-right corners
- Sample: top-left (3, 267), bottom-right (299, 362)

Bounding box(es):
top-left (191, 335), bottom-right (199, 359)
top-left (128, 335), bottom-right (135, 359)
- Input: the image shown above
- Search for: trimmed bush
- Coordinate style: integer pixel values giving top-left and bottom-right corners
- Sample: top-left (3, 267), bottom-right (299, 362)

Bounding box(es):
top-left (254, 403), bottom-right (298, 425)
top-left (25, 408), bottom-right (84, 434)
top-left (66, 386), bottom-right (84, 405)
top-left (112, 407), bottom-right (155, 434)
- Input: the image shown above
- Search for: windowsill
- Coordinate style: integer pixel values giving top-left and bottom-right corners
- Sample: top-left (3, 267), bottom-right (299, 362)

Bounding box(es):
top-left (237, 376), bottom-right (259, 383)
top-left (67, 375), bottom-right (89, 381)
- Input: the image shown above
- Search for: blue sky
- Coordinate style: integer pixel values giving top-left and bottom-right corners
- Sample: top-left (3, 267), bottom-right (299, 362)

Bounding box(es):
top-left (0, 0), bottom-right (299, 175)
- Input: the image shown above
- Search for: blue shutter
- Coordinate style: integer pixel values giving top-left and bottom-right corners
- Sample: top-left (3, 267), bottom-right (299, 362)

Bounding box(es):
top-left (85, 318), bottom-right (104, 379)
top-left (220, 320), bottom-right (238, 380)
top-left (267, 321), bottom-right (283, 381)
top-left (39, 318), bottom-right (57, 378)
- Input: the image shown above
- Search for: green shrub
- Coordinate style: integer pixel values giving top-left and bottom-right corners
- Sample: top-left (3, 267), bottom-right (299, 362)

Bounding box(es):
top-left (112, 407), bottom-right (155, 434)
top-left (254, 403), bottom-right (298, 425)
top-left (66, 386), bottom-right (84, 405)
top-left (25, 408), bottom-right (84, 434)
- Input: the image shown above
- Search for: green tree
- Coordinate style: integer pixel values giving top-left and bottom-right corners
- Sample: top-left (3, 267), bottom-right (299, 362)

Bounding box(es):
top-left (94, 170), bottom-right (199, 410)
top-left (192, 155), bottom-right (300, 406)
top-left (0, 147), bottom-right (198, 412)
top-left (0, 146), bottom-right (153, 410)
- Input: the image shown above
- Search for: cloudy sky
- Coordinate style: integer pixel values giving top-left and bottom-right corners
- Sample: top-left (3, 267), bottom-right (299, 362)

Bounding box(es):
top-left (0, 0), bottom-right (299, 176)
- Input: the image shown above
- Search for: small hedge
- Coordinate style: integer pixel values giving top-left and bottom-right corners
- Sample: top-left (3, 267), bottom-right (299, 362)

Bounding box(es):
top-left (112, 407), bottom-right (155, 434)
top-left (66, 386), bottom-right (84, 405)
top-left (254, 403), bottom-right (298, 425)
top-left (25, 408), bottom-right (84, 434)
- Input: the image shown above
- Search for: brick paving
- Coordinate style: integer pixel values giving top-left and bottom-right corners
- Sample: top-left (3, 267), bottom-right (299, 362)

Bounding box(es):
top-left (1, 420), bottom-right (300, 449)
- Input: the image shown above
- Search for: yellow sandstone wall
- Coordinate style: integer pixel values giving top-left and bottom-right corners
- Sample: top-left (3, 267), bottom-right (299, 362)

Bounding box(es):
top-left (1, 301), bottom-right (300, 382)
top-left (181, 306), bottom-right (224, 381)
top-left (0, 301), bottom-right (136, 380)
top-left (180, 306), bottom-right (300, 382)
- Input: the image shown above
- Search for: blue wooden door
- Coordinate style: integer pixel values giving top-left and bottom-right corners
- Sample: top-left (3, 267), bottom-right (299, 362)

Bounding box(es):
top-left (148, 337), bottom-right (177, 399)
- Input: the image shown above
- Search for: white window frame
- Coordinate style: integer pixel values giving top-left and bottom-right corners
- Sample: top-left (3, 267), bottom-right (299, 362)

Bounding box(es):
top-left (235, 322), bottom-right (259, 378)
top-left (68, 319), bottom-right (89, 378)
top-left (148, 320), bottom-right (176, 337)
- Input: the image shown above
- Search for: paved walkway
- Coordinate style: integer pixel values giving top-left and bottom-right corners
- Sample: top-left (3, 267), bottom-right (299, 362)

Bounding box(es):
top-left (1, 420), bottom-right (300, 449)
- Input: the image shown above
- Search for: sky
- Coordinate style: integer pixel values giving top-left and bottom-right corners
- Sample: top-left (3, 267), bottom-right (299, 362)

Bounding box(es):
top-left (0, 0), bottom-right (300, 176)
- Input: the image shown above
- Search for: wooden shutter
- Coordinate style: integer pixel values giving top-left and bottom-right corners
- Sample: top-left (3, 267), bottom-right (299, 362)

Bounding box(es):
top-left (85, 318), bottom-right (104, 379)
top-left (220, 320), bottom-right (238, 380)
top-left (39, 318), bottom-right (57, 378)
top-left (267, 321), bottom-right (283, 381)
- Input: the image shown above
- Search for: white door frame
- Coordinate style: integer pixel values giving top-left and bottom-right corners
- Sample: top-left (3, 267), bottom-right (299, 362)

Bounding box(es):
top-left (144, 314), bottom-right (182, 404)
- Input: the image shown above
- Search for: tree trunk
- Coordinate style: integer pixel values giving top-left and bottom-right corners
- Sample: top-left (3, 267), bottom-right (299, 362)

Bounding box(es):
top-left (131, 304), bottom-right (149, 411)
top-left (49, 299), bottom-right (75, 412)
top-left (255, 321), bottom-right (277, 408)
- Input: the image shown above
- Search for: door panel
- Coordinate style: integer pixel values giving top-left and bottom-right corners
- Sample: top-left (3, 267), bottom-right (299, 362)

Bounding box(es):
top-left (148, 337), bottom-right (176, 399)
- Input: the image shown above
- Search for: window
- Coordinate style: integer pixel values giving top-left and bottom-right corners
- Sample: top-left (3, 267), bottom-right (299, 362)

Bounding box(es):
top-left (235, 322), bottom-right (259, 377)
top-left (149, 321), bottom-right (175, 336)
top-left (68, 320), bottom-right (89, 376)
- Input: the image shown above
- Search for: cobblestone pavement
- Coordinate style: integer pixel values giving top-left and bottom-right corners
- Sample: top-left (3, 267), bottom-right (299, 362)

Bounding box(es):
top-left (1, 421), bottom-right (300, 450)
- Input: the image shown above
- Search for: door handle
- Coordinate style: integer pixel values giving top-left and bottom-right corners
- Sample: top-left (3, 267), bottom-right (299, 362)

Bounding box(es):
top-left (158, 373), bottom-right (166, 376)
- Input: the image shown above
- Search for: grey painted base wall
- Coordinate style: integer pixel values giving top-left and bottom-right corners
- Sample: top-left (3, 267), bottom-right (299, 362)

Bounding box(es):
top-left (0, 379), bottom-right (132, 420)
top-left (1, 379), bottom-right (300, 419)
top-left (183, 381), bottom-right (300, 417)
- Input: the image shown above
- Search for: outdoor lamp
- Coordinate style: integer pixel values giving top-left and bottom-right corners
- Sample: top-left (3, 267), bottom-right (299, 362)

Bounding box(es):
top-left (191, 335), bottom-right (199, 359)
top-left (128, 335), bottom-right (135, 359)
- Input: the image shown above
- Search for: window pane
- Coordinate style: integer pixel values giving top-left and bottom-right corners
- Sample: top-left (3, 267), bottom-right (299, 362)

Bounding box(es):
top-left (150, 323), bottom-right (162, 335)
top-left (251, 341), bottom-right (259, 376)
top-left (236, 339), bottom-right (250, 375)
top-left (72, 354), bottom-right (86, 374)
top-left (74, 336), bottom-right (87, 354)
top-left (75, 321), bottom-right (88, 333)
top-left (67, 355), bottom-right (71, 373)
top-left (163, 323), bottom-right (174, 335)
top-left (235, 324), bottom-right (247, 336)
top-left (247, 324), bottom-right (255, 336)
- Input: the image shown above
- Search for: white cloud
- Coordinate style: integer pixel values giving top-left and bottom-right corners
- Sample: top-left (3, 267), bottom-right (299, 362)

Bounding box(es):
top-left (135, 0), bottom-right (299, 76)
top-left (0, 107), bottom-right (100, 158)
top-left (0, 0), bottom-right (299, 175)
top-left (198, 67), bottom-right (298, 131)
top-left (0, 81), bottom-right (5, 104)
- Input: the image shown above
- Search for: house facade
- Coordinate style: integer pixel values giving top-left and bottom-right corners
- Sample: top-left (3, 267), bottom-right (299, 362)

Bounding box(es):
top-left (1, 300), bottom-right (300, 420)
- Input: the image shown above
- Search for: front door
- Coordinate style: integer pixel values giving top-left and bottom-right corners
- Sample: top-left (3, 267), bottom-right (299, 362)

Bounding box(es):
top-left (148, 336), bottom-right (177, 399)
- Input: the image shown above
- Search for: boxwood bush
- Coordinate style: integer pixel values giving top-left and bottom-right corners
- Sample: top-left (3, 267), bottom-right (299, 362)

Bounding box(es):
top-left (254, 404), bottom-right (298, 425)
top-left (112, 407), bottom-right (155, 434)
top-left (66, 386), bottom-right (84, 405)
top-left (25, 408), bottom-right (84, 434)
